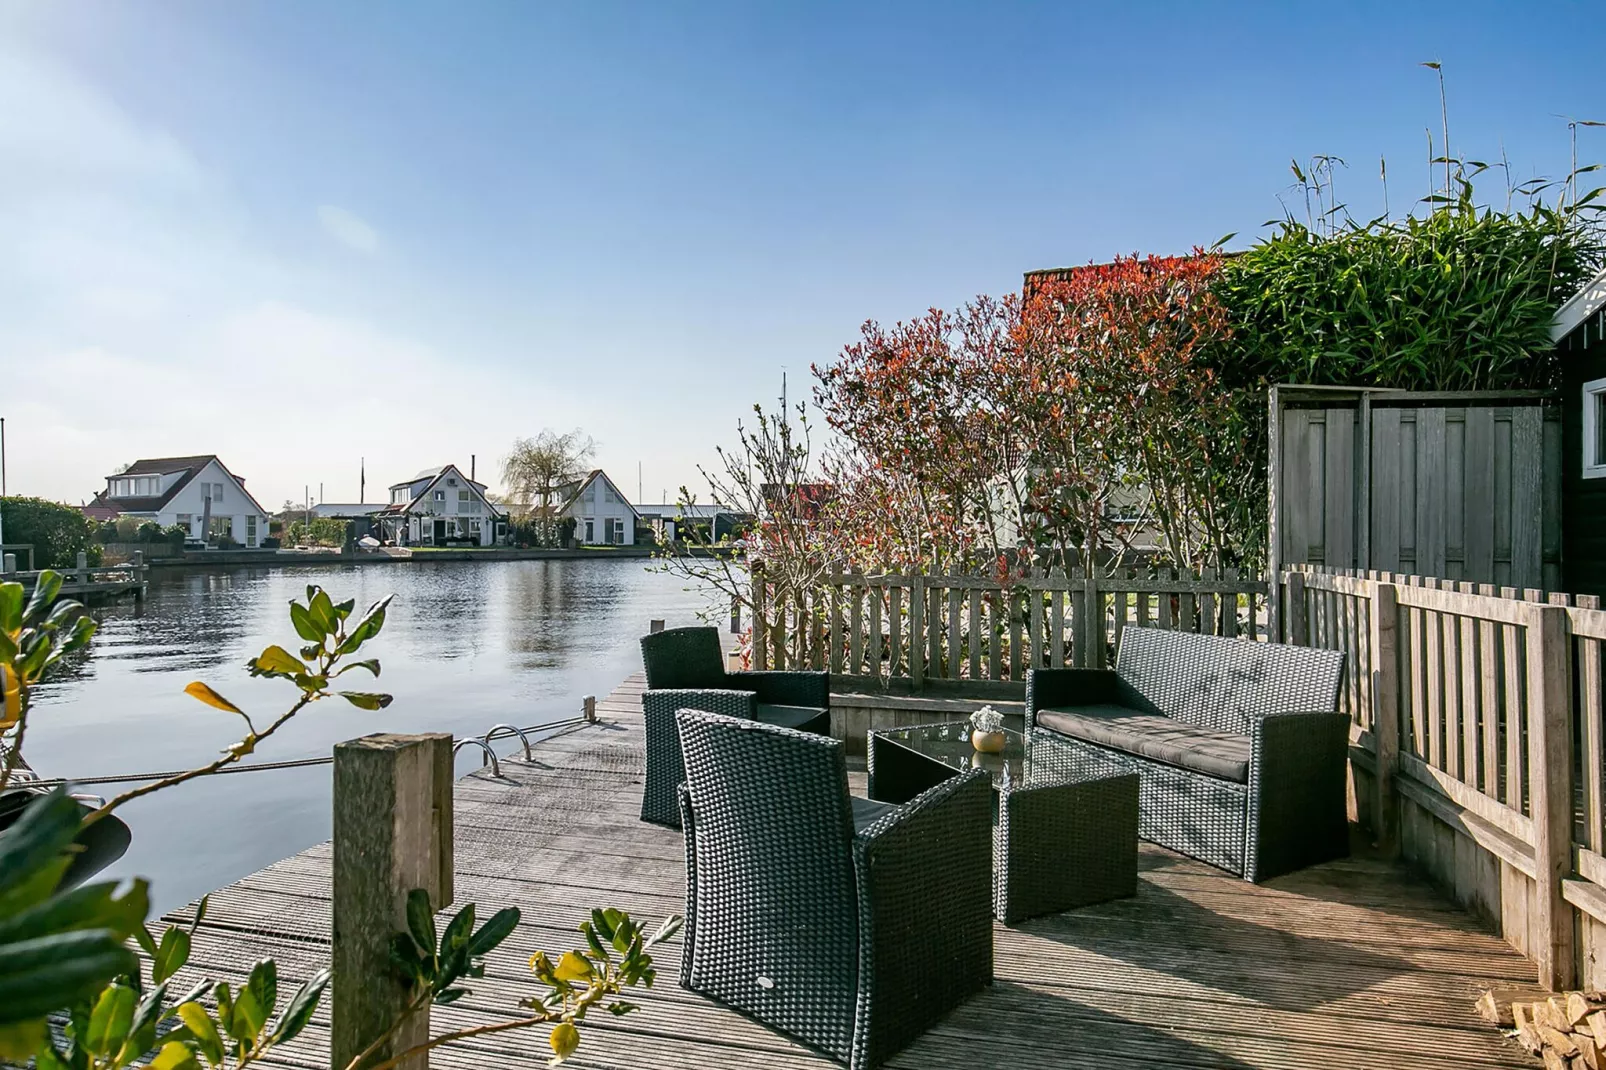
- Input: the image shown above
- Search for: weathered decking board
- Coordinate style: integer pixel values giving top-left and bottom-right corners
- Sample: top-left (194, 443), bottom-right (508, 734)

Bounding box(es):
top-left (162, 674), bottom-right (1539, 1069)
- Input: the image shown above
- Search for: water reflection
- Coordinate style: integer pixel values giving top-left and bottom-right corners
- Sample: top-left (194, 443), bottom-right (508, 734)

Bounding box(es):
top-left (25, 558), bottom-right (716, 912)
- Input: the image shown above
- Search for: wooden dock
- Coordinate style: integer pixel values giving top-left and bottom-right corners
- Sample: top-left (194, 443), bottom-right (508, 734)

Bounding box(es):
top-left (165, 674), bottom-right (1541, 1069)
top-left (3, 552), bottom-right (148, 602)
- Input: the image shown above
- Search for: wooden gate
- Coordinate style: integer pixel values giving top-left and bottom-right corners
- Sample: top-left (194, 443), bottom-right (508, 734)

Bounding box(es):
top-left (1268, 385), bottom-right (1561, 596)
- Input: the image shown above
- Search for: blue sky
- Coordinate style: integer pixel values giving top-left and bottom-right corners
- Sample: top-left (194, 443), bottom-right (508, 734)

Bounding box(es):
top-left (1, 1), bottom-right (1599, 509)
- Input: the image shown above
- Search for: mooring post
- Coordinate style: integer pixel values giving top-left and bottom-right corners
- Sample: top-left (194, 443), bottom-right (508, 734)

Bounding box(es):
top-left (649, 618), bottom-right (665, 634)
top-left (583, 695), bottom-right (597, 723)
top-left (332, 732), bottom-right (454, 1070)
top-left (132, 550), bottom-right (146, 601)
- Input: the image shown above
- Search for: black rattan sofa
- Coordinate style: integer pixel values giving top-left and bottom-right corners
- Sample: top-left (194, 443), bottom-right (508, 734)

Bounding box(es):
top-left (639, 625), bottom-right (830, 827)
top-left (1026, 627), bottom-right (1347, 882)
top-left (676, 708), bottom-right (993, 1069)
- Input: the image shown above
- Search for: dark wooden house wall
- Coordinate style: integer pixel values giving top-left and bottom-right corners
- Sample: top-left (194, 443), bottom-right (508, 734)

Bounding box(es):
top-left (1562, 309), bottom-right (1606, 598)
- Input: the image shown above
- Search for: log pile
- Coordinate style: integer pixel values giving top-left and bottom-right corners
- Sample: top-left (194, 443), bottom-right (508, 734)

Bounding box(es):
top-left (1478, 989), bottom-right (1606, 1068)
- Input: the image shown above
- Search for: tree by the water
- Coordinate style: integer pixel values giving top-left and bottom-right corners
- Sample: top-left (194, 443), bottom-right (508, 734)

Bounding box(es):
top-left (501, 429), bottom-right (596, 545)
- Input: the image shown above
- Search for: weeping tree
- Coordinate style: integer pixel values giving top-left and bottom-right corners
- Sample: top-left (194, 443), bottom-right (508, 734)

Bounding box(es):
top-left (501, 429), bottom-right (596, 547)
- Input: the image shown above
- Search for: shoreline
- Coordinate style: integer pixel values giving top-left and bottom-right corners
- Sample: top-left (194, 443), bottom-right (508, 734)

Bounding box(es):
top-left (138, 544), bottom-right (732, 569)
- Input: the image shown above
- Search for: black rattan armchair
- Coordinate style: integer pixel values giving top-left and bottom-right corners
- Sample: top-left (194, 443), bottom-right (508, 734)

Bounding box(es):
top-left (676, 709), bottom-right (993, 1069)
top-left (639, 625), bottom-right (830, 827)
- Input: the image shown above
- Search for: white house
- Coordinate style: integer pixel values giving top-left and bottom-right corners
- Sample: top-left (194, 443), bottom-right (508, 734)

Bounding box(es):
top-left (85, 455), bottom-right (271, 548)
top-left (559, 470), bottom-right (641, 545)
top-left (376, 464), bottom-right (506, 546)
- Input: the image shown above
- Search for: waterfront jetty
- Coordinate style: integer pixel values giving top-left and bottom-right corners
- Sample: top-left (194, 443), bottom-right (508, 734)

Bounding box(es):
top-left (2, 549), bottom-right (147, 603)
top-left (160, 671), bottom-right (1535, 1068)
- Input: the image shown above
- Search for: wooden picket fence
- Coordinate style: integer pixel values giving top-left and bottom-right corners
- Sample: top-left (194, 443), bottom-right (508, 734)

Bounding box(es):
top-left (749, 562), bottom-right (1270, 694)
top-left (1286, 564), bottom-right (1606, 991)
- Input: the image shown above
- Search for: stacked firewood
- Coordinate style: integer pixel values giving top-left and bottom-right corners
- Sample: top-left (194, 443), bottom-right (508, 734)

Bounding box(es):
top-left (1478, 989), bottom-right (1606, 1067)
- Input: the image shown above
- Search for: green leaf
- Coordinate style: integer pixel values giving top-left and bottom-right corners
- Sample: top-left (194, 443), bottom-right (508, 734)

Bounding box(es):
top-left (121, 980), bottom-right (170, 1063)
top-left (22, 571), bottom-right (64, 626)
top-left (0, 930), bottom-right (138, 1025)
top-left (230, 986), bottom-right (266, 1042)
top-left (338, 691), bottom-right (392, 710)
top-left (333, 658), bottom-right (381, 679)
top-left (190, 894), bottom-right (210, 933)
top-left (465, 907), bottom-right (519, 959)
top-left (606, 1001), bottom-right (639, 1015)
top-left (553, 951), bottom-right (592, 983)
top-left (581, 921), bottom-right (608, 961)
top-left (434, 986), bottom-right (468, 1005)
top-left (405, 889), bottom-right (436, 958)
top-left (0, 877), bottom-right (149, 945)
top-left (212, 983), bottom-right (234, 1039)
top-left (0, 1019), bottom-right (47, 1064)
top-left (645, 914), bottom-right (684, 948)
top-left (0, 581), bottom-right (21, 633)
top-left (268, 968), bottom-right (328, 1045)
top-left (389, 934), bottom-right (425, 986)
top-left (335, 596), bottom-right (392, 655)
top-left (288, 603), bottom-right (323, 643)
top-left (306, 589), bottom-right (337, 634)
top-left (549, 1021), bottom-right (580, 1061)
top-left (247, 645), bottom-right (304, 677)
top-left (589, 908), bottom-right (615, 944)
top-left (332, 598), bottom-right (356, 621)
top-left (150, 1039), bottom-right (203, 1070)
top-left (440, 903), bottom-right (475, 957)
top-left (246, 958), bottom-right (278, 1030)
top-left (84, 980), bottom-right (138, 1057)
top-left (152, 926), bottom-right (192, 984)
top-left (0, 788), bottom-right (81, 911)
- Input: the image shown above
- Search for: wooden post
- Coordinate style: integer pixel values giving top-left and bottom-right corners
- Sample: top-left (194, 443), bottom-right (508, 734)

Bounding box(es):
top-left (750, 560), bottom-right (767, 671)
top-left (1083, 570), bottom-right (1102, 667)
top-left (1526, 604), bottom-right (1576, 991)
top-left (649, 619), bottom-right (665, 634)
top-left (132, 549), bottom-right (146, 601)
top-left (909, 575), bottom-right (925, 691)
top-left (1267, 385), bottom-right (1283, 643)
top-left (1356, 390), bottom-right (1373, 571)
top-left (583, 695), bottom-right (597, 722)
top-left (1285, 571), bottom-right (1307, 645)
top-left (1369, 582), bottom-right (1400, 856)
top-left (332, 733), bottom-right (454, 1070)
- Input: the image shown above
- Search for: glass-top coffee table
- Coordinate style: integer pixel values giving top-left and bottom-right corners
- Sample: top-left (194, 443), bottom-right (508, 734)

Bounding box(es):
top-left (867, 721), bottom-right (1139, 923)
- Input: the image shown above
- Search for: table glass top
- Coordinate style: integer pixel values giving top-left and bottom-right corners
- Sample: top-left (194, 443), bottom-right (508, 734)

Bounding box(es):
top-left (873, 720), bottom-right (1034, 789)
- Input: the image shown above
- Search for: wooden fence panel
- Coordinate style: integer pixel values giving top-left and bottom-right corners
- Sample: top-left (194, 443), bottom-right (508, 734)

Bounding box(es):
top-left (1271, 387), bottom-right (1559, 590)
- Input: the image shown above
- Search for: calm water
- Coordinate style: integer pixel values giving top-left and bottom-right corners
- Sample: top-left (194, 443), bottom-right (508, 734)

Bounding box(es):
top-left (25, 559), bottom-right (716, 913)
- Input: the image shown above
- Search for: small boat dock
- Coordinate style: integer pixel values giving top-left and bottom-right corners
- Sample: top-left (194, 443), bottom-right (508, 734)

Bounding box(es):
top-left (2, 550), bottom-right (149, 603)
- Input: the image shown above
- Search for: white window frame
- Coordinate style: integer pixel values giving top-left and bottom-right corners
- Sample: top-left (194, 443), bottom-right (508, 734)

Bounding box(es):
top-left (1585, 377), bottom-right (1606, 479)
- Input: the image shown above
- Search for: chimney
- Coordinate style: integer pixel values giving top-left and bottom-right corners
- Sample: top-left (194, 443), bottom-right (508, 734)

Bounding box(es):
top-left (471, 454), bottom-right (476, 482)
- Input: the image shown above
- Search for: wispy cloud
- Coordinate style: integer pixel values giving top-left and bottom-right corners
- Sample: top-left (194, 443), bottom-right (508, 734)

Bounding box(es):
top-left (0, 42), bottom-right (586, 507)
top-left (317, 204), bottom-right (380, 254)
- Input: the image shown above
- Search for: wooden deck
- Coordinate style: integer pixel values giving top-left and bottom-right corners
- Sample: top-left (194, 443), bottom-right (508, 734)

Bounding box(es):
top-left (167, 674), bottom-right (1540, 1069)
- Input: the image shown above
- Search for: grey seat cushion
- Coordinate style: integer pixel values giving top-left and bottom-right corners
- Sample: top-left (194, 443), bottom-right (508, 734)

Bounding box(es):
top-left (850, 795), bottom-right (897, 831)
top-left (756, 703), bottom-right (830, 732)
top-left (1038, 704), bottom-right (1251, 783)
